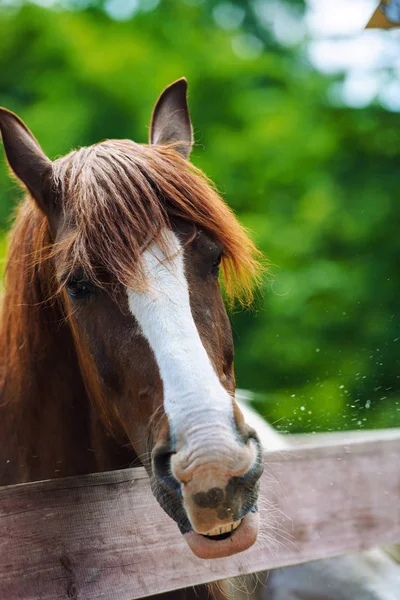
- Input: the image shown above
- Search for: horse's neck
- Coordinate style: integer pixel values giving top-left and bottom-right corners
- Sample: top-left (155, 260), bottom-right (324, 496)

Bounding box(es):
top-left (0, 202), bottom-right (134, 486)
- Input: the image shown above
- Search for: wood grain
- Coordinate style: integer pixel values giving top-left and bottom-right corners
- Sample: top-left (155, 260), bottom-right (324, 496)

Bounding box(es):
top-left (0, 430), bottom-right (399, 600)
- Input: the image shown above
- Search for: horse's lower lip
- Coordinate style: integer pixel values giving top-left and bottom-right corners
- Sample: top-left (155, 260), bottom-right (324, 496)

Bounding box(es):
top-left (183, 512), bottom-right (259, 559)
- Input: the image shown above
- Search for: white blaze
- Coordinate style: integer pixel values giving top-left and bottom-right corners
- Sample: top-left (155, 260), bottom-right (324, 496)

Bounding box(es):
top-left (126, 229), bottom-right (236, 457)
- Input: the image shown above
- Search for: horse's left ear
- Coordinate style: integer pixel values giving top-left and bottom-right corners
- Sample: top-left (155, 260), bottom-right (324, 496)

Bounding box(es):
top-left (150, 78), bottom-right (193, 159)
top-left (0, 108), bottom-right (54, 216)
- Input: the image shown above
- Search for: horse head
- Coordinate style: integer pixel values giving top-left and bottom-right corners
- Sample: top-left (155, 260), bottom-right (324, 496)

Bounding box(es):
top-left (0, 79), bottom-right (264, 559)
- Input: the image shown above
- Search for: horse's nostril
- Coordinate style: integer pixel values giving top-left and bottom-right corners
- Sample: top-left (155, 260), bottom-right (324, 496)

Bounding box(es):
top-left (152, 444), bottom-right (175, 481)
top-left (242, 428), bottom-right (261, 449)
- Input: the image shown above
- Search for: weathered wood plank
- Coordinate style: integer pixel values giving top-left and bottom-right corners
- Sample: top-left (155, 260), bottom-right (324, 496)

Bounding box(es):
top-left (0, 431), bottom-right (399, 600)
top-left (288, 427), bottom-right (400, 447)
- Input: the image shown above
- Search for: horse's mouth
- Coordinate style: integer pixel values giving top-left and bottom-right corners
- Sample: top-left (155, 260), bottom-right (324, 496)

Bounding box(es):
top-left (183, 512), bottom-right (259, 559)
top-left (203, 518), bottom-right (242, 540)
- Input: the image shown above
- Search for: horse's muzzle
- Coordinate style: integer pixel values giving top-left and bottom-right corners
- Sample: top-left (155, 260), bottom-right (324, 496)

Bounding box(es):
top-left (152, 431), bottom-right (263, 559)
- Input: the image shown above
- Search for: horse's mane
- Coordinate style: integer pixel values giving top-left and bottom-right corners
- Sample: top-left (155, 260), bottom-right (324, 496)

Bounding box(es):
top-left (0, 200), bottom-right (60, 402)
top-left (50, 141), bottom-right (263, 304)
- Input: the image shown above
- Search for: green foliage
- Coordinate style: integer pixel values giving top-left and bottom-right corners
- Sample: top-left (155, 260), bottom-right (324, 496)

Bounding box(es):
top-left (0, 0), bottom-right (399, 433)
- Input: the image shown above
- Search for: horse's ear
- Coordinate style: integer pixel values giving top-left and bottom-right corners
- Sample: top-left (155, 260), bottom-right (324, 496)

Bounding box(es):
top-left (150, 78), bottom-right (193, 159)
top-left (0, 108), bottom-right (54, 216)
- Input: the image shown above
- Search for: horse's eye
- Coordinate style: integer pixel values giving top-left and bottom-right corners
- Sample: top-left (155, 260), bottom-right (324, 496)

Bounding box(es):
top-left (211, 252), bottom-right (223, 276)
top-left (66, 278), bottom-right (93, 300)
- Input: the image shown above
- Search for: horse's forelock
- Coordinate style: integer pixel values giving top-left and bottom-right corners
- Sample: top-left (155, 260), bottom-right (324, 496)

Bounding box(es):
top-left (51, 140), bottom-right (264, 305)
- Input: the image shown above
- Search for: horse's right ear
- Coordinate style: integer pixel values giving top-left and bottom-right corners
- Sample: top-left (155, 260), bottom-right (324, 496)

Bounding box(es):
top-left (0, 108), bottom-right (54, 216)
top-left (150, 78), bottom-right (193, 159)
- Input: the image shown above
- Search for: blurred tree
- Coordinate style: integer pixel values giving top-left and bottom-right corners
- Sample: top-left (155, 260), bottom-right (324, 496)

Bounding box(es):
top-left (0, 0), bottom-right (399, 432)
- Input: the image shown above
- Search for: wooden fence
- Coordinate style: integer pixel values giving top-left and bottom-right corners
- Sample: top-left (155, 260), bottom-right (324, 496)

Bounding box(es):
top-left (0, 428), bottom-right (399, 600)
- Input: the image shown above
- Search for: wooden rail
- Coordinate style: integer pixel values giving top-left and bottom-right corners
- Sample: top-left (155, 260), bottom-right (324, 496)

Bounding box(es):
top-left (0, 429), bottom-right (399, 600)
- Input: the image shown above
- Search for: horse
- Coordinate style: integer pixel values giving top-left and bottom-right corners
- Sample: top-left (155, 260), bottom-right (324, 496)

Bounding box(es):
top-left (1, 79), bottom-right (399, 600)
top-left (0, 77), bottom-right (266, 593)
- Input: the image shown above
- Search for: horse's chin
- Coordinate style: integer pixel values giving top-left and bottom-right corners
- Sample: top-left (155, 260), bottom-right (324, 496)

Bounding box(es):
top-left (183, 512), bottom-right (259, 559)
